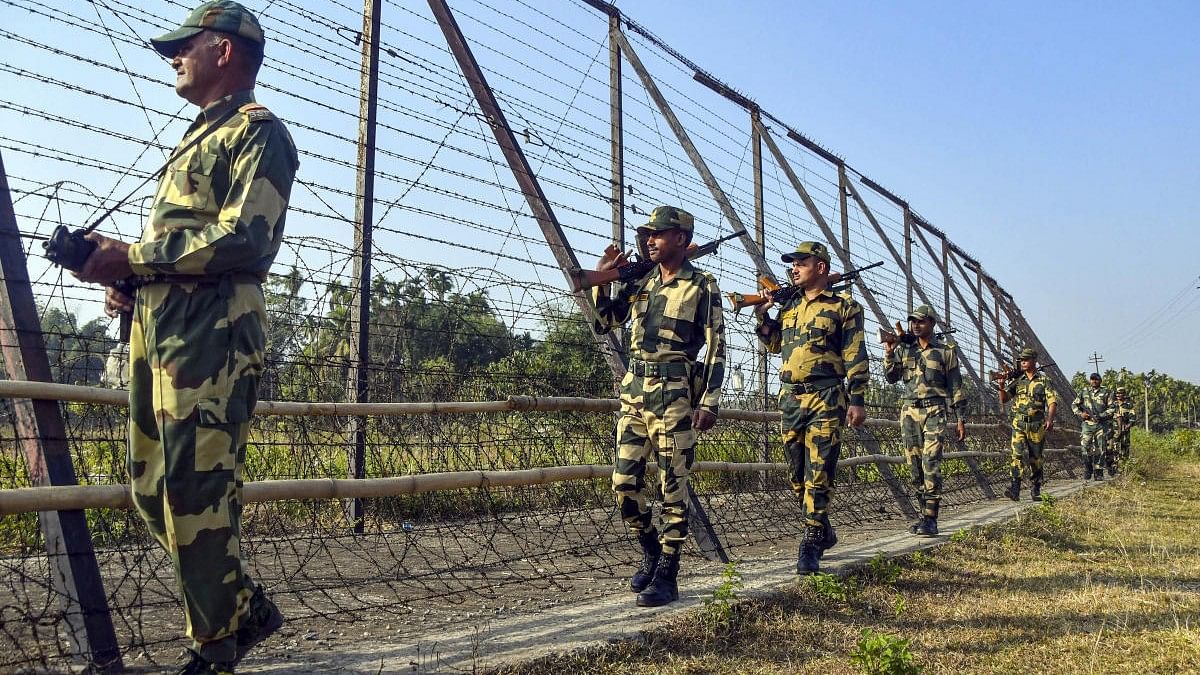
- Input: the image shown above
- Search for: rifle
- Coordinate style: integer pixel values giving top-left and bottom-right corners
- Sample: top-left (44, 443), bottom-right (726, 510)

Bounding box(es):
top-left (988, 360), bottom-right (1055, 383)
top-left (569, 230), bottom-right (745, 292)
top-left (726, 260), bottom-right (884, 313)
top-left (879, 325), bottom-right (958, 346)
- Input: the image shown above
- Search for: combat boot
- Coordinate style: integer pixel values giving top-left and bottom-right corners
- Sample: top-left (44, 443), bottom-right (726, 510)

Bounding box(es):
top-left (796, 525), bottom-right (824, 575)
top-left (915, 499), bottom-right (939, 536)
top-left (1003, 479), bottom-right (1020, 501)
top-left (1083, 464), bottom-right (1093, 481)
top-left (630, 529), bottom-right (662, 593)
top-left (636, 551), bottom-right (680, 607)
top-left (819, 518), bottom-right (838, 554)
top-left (177, 649), bottom-right (234, 675)
top-left (1030, 483), bottom-right (1042, 501)
top-left (232, 585), bottom-right (283, 666)
top-left (909, 517), bottom-right (926, 534)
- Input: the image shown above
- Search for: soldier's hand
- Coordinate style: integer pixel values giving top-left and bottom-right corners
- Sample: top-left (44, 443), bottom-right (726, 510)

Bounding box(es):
top-left (103, 285), bottom-right (134, 318)
top-left (693, 408), bottom-right (717, 432)
top-left (753, 297), bottom-right (775, 318)
top-left (956, 420), bottom-right (966, 442)
top-left (75, 233), bottom-right (133, 285)
top-left (596, 244), bottom-right (629, 272)
top-left (846, 405), bottom-right (866, 428)
top-left (1080, 412), bottom-right (1091, 421)
top-left (1043, 418), bottom-right (1054, 432)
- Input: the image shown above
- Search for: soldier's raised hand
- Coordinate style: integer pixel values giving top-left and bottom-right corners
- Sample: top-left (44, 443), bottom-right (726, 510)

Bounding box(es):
top-left (596, 243), bottom-right (629, 272)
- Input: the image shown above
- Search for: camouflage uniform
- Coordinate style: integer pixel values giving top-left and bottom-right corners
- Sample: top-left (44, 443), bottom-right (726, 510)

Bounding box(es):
top-left (125, 72), bottom-right (298, 665)
top-left (1113, 389), bottom-right (1136, 461)
top-left (883, 305), bottom-right (967, 527)
top-left (1072, 380), bottom-right (1117, 479)
top-left (592, 208), bottom-right (725, 558)
top-left (1002, 364), bottom-right (1057, 491)
top-left (756, 243), bottom-right (868, 531)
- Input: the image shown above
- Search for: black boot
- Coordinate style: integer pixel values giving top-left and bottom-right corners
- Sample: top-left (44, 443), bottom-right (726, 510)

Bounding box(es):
top-left (1083, 464), bottom-right (1093, 481)
top-left (819, 518), bottom-right (838, 554)
top-left (636, 552), bottom-right (680, 607)
top-left (796, 525), bottom-right (824, 575)
top-left (630, 529), bottom-right (662, 593)
top-left (1030, 483), bottom-right (1042, 501)
top-left (909, 517), bottom-right (926, 534)
top-left (1003, 479), bottom-right (1020, 501)
top-left (915, 499), bottom-right (939, 536)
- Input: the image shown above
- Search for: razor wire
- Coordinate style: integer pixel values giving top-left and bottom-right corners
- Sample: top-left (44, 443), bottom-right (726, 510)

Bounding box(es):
top-left (0, 0), bottom-right (1064, 669)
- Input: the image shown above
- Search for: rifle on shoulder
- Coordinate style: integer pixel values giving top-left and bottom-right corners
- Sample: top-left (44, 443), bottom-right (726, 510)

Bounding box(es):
top-left (727, 260), bottom-right (884, 313)
top-left (568, 230), bottom-right (745, 292)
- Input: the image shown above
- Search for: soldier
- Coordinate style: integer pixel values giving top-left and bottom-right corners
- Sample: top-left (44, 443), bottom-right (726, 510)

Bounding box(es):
top-left (1072, 372), bottom-right (1117, 480)
top-left (1113, 386), bottom-right (1136, 464)
top-left (74, 2), bottom-right (299, 672)
top-left (754, 241), bottom-right (868, 574)
top-left (997, 348), bottom-right (1058, 501)
top-left (882, 305), bottom-right (967, 537)
top-left (591, 205), bottom-right (725, 607)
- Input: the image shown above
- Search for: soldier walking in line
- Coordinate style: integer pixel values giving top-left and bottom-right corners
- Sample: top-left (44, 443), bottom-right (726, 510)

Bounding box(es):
top-left (754, 241), bottom-right (868, 575)
top-left (1113, 386), bottom-right (1136, 464)
top-left (591, 206), bottom-right (726, 607)
top-left (74, 2), bottom-right (298, 672)
top-left (997, 348), bottom-right (1058, 501)
top-left (882, 305), bottom-right (968, 536)
top-left (1072, 373), bottom-right (1117, 481)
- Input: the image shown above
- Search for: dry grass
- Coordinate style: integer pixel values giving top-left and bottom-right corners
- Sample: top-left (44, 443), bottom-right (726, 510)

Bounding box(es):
top-left (499, 459), bottom-right (1200, 674)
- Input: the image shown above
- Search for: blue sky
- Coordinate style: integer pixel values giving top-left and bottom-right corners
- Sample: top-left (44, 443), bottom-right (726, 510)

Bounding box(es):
top-left (621, 0), bottom-right (1200, 382)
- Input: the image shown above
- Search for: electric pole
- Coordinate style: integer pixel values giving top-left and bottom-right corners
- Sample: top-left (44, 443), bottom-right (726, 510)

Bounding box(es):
top-left (1087, 351), bottom-right (1104, 374)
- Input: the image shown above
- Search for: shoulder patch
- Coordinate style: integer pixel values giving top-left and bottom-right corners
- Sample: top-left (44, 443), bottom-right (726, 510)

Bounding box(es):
top-left (239, 102), bottom-right (275, 123)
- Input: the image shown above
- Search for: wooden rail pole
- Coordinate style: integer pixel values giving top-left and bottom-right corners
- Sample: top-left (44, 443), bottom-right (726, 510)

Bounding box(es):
top-left (0, 150), bottom-right (122, 670)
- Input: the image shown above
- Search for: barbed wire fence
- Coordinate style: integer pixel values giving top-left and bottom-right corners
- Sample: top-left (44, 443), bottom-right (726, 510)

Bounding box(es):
top-left (0, 0), bottom-right (1080, 671)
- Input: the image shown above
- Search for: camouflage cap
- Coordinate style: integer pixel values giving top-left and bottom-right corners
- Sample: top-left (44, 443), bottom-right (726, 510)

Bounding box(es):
top-left (1116, 386), bottom-right (1128, 395)
top-left (1089, 372), bottom-right (1102, 381)
top-left (151, 1), bottom-right (265, 58)
top-left (637, 205), bottom-right (694, 233)
top-left (1018, 347), bottom-right (1038, 360)
top-left (781, 241), bottom-right (830, 264)
top-left (907, 304), bottom-right (937, 322)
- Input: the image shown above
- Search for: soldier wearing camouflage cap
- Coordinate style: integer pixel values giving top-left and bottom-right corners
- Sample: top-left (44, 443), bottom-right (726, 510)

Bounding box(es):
top-left (591, 205), bottom-right (726, 607)
top-left (1113, 386), bottom-right (1136, 463)
top-left (883, 304), bottom-right (968, 537)
top-left (1072, 372), bottom-right (1117, 481)
top-left (755, 241), bottom-right (868, 574)
top-left (75, 2), bottom-right (297, 672)
top-left (997, 348), bottom-right (1058, 501)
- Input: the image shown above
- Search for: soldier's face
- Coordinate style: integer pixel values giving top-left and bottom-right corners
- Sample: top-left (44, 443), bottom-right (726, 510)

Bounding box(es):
top-left (789, 256), bottom-right (824, 287)
top-left (1019, 357), bottom-right (1036, 373)
top-left (909, 317), bottom-right (934, 338)
top-left (171, 31), bottom-right (229, 106)
top-left (1090, 378), bottom-right (1101, 388)
top-left (645, 228), bottom-right (685, 263)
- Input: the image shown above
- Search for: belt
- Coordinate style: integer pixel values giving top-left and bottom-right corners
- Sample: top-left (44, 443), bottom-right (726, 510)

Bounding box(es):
top-left (787, 378), bottom-right (841, 394)
top-left (131, 271), bottom-right (264, 287)
top-left (906, 397), bottom-right (946, 409)
top-left (629, 360), bottom-right (690, 378)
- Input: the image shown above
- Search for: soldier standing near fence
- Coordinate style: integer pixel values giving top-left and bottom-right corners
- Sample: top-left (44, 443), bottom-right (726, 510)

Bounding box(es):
top-left (997, 348), bottom-right (1058, 501)
top-left (591, 205), bottom-right (725, 607)
top-left (882, 305), bottom-right (967, 537)
top-left (73, 2), bottom-right (298, 672)
top-left (1114, 386), bottom-right (1136, 464)
top-left (754, 241), bottom-right (868, 575)
top-left (1073, 373), bottom-right (1117, 480)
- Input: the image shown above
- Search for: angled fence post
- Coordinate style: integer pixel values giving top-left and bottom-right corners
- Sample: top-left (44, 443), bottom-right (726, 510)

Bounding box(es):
top-left (0, 150), bottom-right (123, 670)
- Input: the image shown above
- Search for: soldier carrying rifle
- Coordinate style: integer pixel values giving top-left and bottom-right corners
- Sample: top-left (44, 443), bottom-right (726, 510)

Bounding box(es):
top-left (996, 348), bottom-right (1058, 501)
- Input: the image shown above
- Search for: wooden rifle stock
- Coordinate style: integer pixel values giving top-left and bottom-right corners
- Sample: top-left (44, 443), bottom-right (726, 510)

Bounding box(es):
top-left (570, 230), bottom-right (745, 292)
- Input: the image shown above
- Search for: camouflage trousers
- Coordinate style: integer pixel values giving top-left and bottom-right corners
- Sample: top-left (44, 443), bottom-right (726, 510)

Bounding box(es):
top-left (612, 369), bottom-right (697, 556)
top-left (779, 385), bottom-right (847, 527)
top-left (1009, 421), bottom-right (1046, 485)
top-left (127, 282), bottom-right (265, 663)
top-left (1079, 422), bottom-right (1109, 473)
top-left (1115, 428), bottom-right (1131, 460)
top-left (900, 404), bottom-right (946, 514)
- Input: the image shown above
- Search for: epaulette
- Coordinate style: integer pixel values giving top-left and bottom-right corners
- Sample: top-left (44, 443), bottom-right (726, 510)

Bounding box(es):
top-left (239, 102), bottom-right (275, 123)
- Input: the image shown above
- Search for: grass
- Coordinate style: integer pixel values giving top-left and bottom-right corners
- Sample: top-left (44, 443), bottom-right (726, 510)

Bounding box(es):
top-left (498, 433), bottom-right (1200, 674)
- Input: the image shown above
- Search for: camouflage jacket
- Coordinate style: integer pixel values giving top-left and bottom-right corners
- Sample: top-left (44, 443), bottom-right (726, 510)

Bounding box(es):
top-left (755, 288), bottom-right (868, 406)
top-left (1003, 373), bottom-right (1057, 428)
top-left (1115, 400), bottom-right (1137, 428)
top-left (128, 90), bottom-right (299, 278)
top-left (883, 338), bottom-right (968, 423)
top-left (1072, 386), bottom-right (1116, 427)
top-left (592, 261), bottom-right (726, 412)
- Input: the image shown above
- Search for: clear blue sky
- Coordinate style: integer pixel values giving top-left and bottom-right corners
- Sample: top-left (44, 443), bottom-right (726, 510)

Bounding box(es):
top-left (621, 0), bottom-right (1200, 382)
